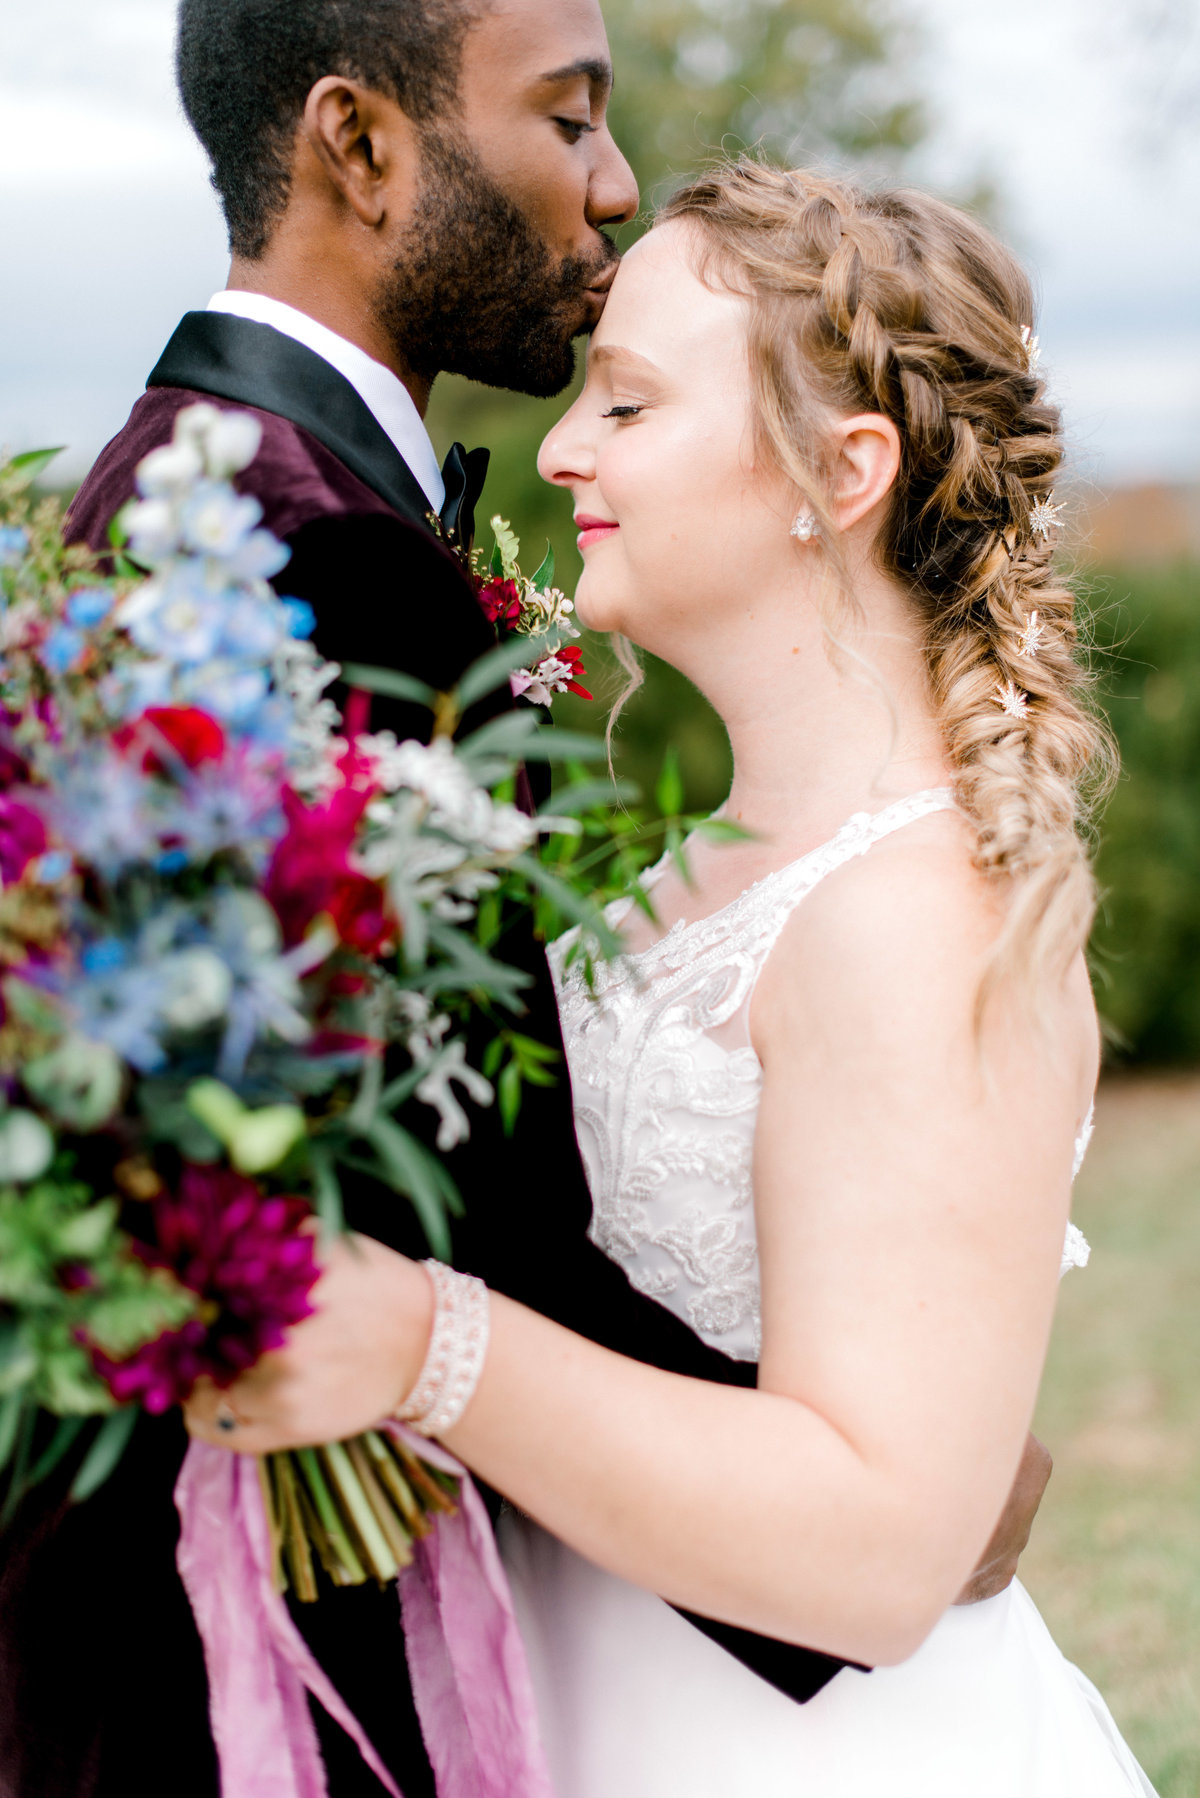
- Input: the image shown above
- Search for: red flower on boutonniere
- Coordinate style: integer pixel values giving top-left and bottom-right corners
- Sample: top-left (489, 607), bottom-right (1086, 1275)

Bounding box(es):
top-left (477, 577), bottom-right (522, 627)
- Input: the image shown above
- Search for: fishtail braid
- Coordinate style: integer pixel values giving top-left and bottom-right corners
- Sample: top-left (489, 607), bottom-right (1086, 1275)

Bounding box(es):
top-left (660, 160), bottom-right (1111, 997)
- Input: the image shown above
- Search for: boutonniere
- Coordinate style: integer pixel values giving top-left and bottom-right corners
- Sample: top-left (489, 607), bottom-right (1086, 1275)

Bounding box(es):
top-left (474, 516), bottom-right (592, 706)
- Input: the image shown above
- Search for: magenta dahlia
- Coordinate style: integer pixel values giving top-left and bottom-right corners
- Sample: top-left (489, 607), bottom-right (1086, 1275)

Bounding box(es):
top-left (92, 1164), bottom-right (321, 1412)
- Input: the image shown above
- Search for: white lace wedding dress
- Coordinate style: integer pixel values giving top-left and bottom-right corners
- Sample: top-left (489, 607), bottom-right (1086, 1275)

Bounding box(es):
top-left (500, 791), bottom-right (1157, 1798)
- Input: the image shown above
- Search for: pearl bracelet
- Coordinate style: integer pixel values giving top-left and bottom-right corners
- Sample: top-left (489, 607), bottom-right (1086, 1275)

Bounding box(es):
top-left (393, 1260), bottom-right (490, 1439)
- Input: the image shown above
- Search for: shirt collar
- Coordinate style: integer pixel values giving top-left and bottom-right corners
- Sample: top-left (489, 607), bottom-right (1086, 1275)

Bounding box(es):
top-left (206, 290), bottom-right (444, 512)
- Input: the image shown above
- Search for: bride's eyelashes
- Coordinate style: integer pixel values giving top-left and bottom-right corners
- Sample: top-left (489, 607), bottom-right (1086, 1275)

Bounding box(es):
top-left (601, 405), bottom-right (645, 421)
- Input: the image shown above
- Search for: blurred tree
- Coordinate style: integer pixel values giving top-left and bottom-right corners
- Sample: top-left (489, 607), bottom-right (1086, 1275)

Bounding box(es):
top-left (426, 0), bottom-right (927, 668)
top-left (1087, 561), bottom-right (1200, 1065)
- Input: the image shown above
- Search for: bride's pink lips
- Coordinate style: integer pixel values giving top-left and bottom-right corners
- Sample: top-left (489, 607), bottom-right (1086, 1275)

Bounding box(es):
top-left (575, 513), bottom-right (619, 552)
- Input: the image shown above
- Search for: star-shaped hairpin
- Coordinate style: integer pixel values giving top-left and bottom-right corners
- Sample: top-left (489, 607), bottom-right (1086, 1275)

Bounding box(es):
top-left (1021, 326), bottom-right (1042, 374)
top-left (1016, 610), bottom-right (1046, 657)
top-left (1029, 493), bottom-right (1065, 540)
top-left (994, 680), bottom-right (1030, 721)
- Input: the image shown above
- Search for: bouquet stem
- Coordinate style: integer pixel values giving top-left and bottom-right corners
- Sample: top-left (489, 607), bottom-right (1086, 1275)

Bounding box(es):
top-left (262, 1432), bottom-right (459, 1601)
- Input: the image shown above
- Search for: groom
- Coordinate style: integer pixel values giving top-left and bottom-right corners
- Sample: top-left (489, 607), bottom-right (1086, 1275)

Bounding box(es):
top-left (2, 1), bottom-right (1051, 1795)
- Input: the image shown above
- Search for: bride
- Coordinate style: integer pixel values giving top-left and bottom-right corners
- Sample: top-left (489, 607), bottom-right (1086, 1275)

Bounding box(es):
top-left (189, 161), bottom-right (1156, 1795)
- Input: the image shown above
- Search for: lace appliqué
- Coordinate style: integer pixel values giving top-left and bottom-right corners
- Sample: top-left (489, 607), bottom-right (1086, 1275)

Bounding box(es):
top-left (551, 790), bottom-right (1095, 1360)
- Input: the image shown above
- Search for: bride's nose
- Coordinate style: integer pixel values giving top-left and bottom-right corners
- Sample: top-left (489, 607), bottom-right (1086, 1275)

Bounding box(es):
top-left (538, 394), bottom-right (595, 491)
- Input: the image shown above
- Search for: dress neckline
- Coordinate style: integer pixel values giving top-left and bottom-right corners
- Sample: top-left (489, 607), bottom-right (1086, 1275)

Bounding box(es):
top-left (613, 787), bottom-right (956, 966)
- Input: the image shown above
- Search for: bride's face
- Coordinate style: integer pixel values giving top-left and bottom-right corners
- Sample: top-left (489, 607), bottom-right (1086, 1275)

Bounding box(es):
top-left (538, 222), bottom-right (797, 657)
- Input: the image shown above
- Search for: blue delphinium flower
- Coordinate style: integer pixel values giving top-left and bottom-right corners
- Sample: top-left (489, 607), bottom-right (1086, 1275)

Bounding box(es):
top-left (0, 527), bottom-right (29, 568)
top-left (219, 594), bottom-right (288, 662)
top-left (179, 481), bottom-right (264, 560)
top-left (208, 889), bottom-right (320, 1080)
top-left (182, 661), bottom-right (269, 726)
top-left (42, 625), bottom-right (86, 674)
top-left (74, 954), bottom-right (169, 1072)
top-left (281, 598), bottom-right (316, 640)
top-left (122, 563), bottom-right (228, 666)
top-left (41, 753), bottom-right (158, 876)
top-left (66, 587), bottom-right (114, 629)
top-left (156, 757), bottom-right (283, 867)
top-left (225, 527), bottom-right (290, 585)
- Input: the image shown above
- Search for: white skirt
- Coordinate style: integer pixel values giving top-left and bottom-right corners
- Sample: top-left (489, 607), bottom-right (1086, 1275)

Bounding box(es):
top-left (500, 1514), bottom-right (1157, 1798)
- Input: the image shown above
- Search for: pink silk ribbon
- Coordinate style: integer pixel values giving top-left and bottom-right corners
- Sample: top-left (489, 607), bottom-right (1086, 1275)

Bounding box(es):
top-left (175, 1425), bottom-right (555, 1798)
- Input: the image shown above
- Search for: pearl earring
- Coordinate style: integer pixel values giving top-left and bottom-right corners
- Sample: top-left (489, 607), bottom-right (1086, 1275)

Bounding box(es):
top-left (790, 510), bottom-right (817, 543)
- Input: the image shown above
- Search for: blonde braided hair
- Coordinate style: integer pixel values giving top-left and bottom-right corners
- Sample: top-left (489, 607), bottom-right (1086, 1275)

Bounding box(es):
top-left (659, 160), bottom-right (1111, 997)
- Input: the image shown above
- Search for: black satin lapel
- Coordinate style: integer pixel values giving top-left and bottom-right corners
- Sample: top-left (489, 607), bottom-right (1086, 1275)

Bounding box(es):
top-left (148, 312), bottom-right (434, 530)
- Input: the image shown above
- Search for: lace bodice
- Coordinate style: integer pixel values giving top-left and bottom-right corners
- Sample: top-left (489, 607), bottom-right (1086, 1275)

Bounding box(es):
top-left (550, 790), bottom-right (1092, 1363)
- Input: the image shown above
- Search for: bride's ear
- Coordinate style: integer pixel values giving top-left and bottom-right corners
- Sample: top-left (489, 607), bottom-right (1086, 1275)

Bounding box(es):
top-left (828, 414), bottom-right (902, 534)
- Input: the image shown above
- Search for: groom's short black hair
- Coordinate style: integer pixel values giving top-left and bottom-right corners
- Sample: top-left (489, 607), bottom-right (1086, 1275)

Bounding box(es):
top-left (177, 0), bottom-right (479, 259)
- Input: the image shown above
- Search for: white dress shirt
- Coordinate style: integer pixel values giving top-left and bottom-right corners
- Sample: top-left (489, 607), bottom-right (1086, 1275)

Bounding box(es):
top-left (206, 290), bottom-right (445, 512)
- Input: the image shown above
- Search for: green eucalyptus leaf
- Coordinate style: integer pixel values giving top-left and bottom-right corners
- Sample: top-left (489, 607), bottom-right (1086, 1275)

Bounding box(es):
top-left (514, 729), bottom-right (608, 764)
top-left (358, 1117), bottom-right (457, 1257)
top-left (0, 1390), bottom-right (25, 1475)
top-left (340, 663), bottom-right (437, 711)
top-left (538, 779), bottom-right (638, 817)
top-left (70, 1406), bottom-right (138, 1504)
top-left (498, 1060), bottom-right (523, 1136)
top-left (10, 447), bottom-right (65, 483)
top-left (695, 816), bottom-right (755, 843)
top-left (655, 747), bottom-right (685, 819)
top-left (27, 1415), bottom-right (87, 1489)
top-left (308, 1141), bottom-right (345, 1238)
top-left (454, 634), bottom-right (553, 712)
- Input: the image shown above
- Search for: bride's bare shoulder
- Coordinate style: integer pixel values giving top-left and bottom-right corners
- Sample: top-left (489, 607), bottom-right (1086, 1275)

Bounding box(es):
top-left (752, 805), bottom-right (1097, 1083)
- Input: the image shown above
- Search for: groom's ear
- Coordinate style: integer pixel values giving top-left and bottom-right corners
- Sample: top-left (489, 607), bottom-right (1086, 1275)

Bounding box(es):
top-left (300, 77), bottom-right (421, 230)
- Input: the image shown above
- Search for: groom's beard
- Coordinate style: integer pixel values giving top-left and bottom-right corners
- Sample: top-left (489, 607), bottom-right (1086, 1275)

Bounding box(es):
top-left (375, 130), bottom-right (616, 397)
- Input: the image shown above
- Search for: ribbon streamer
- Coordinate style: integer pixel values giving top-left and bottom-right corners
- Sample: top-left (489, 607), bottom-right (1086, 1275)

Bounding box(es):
top-left (176, 1425), bottom-right (554, 1798)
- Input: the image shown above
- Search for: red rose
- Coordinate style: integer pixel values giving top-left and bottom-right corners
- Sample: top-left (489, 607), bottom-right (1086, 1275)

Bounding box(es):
top-left (114, 706), bottom-right (227, 775)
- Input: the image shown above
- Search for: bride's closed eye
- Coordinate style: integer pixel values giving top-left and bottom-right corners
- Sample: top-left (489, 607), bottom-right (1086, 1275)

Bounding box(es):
top-left (602, 405), bottom-right (645, 420)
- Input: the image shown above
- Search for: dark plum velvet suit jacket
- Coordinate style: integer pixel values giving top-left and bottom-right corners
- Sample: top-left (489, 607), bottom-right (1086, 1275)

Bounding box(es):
top-left (0, 313), bottom-right (851, 1798)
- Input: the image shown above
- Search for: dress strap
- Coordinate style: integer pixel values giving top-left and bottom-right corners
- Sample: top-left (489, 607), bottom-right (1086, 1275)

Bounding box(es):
top-left (738, 787), bottom-right (958, 1017)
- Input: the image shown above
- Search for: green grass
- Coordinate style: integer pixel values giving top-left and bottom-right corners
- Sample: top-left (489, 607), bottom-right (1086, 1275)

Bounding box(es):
top-left (1024, 1074), bottom-right (1200, 1794)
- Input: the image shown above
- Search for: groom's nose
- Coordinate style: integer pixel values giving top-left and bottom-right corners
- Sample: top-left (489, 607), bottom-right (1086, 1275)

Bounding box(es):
top-left (588, 125), bottom-right (638, 233)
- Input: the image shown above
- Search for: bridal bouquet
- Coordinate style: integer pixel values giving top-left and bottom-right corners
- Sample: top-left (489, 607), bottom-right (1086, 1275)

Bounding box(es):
top-left (0, 408), bottom-right (619, 1599)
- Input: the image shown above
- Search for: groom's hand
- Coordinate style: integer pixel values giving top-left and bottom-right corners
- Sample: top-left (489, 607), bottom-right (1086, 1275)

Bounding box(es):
top-left (953, 1432), bottom-right (1052, 1604)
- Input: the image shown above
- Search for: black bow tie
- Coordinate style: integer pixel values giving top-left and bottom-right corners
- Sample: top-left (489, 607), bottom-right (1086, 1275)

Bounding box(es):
top-left (439, 441), bottom-right (491, 554)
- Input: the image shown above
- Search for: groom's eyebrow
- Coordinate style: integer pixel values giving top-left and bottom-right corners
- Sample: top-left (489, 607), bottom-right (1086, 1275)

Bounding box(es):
top-left (538, 57), bottom-right (614, 98)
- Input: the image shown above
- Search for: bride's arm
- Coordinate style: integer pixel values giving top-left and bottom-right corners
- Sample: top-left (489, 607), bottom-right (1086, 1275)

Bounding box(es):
top-left (186, 842), bottom-right (1096, 1668)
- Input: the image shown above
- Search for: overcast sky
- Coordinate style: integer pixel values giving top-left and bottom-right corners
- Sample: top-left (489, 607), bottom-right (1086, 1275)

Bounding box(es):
top-left (2, 0), bottom-right (1197, 487)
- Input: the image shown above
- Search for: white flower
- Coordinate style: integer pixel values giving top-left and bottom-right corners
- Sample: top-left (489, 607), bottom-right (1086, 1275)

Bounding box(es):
top-left (158, 948), bottom-right (234, 1032)
top-left (122, 496), bottom-right (180, 563)
top-left (994, 679), bottom-right (1030, 721)
top-left (0, 1110), bottom-right (55, 1183)
top-left (174, 403), bottom-right (224, 444)
top-left (203, 412), bottom-right (263, 479)
top-left (1028, 493), bottom-right (1065, 540)
top-left (136, 438), bottom-right (205, 499)
top-left (511, 654), bottom-right (576, 708)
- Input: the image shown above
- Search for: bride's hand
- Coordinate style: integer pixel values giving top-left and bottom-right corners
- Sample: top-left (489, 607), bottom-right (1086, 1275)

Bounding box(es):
top-left (182, 1231), bottom-right (434, 1455)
